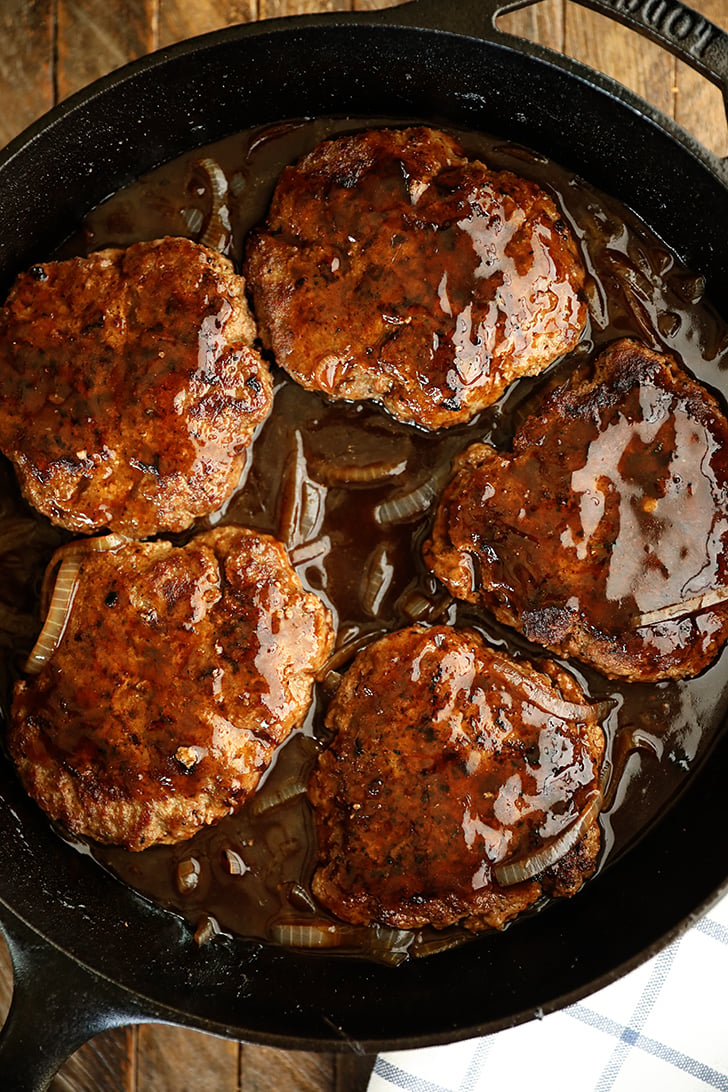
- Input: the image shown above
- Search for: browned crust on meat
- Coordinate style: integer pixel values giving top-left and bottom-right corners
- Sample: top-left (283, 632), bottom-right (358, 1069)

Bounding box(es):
top-left (308, 624), bottom-right (605, 932)
top-left (8, 526), bottom-right (334, 850)
top-left (425, 338), bottom-right (728, 681)
top-left (0, 237), bottom-right (273, 536)
top-left (245, 126), bottom-right (586, 430)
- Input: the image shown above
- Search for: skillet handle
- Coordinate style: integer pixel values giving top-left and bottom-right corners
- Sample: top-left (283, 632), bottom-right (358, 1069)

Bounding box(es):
top-left (547, 0), bottom-right (727, 90)
top-left (435, 0), bottom-right (728, 88)
top-left (0, 905), bottom-right (148, 1092)
top-left (397, 0), bottom-right (728, 149)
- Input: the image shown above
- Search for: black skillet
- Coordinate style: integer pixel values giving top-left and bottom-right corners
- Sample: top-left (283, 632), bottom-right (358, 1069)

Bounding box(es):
top-left (1, 1), bottom-right (728, 1088)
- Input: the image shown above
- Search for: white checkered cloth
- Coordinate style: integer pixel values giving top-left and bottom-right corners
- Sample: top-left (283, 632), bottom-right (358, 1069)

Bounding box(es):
top-left (369, 890), bottom-right (728, 1092)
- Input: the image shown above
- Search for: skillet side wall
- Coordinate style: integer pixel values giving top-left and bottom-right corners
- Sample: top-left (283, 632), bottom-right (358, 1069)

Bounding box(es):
top-left (0, 20), bottom-right (727, 1049)
top-left (2, 25), bottom-right (728, 301)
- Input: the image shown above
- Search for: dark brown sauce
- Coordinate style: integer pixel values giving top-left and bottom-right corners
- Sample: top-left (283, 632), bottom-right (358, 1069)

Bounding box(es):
top-left (4, 117), bottom-right (728, 961)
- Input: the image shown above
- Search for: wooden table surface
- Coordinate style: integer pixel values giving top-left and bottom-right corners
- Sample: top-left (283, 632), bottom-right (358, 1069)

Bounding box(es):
top-left (1, 0), bottom-right (727, 1088)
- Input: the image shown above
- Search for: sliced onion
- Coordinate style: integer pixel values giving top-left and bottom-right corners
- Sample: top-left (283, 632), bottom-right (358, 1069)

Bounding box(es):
top-left (51, 532), bottom-right (128, 559)
top-left (269, 917), bottom-right (412, 965)
top-left (601, 725), bottom-right (661, 810)
top-left (375, 479), bottom-right (439, 527)
top-left (46, 531), bottom-right (128, 565)
top-left (269, 918), bottom-right (348, 950)
top-left (40, 532), bottom-right (128, 612)
top-left (675, 271), bottom-right (706, 304)
top-left (493, 791), bottom-right (602, 887)
top-left (24, 556), bottom-right (81, 674)
top-left (249, 773), bottom-right (308, 816)
top-left (286, 882), bottom-right (318, 913)
top-left (320, 668), bottom-right (343, 700)
top-left (278, 431), bottom-right (326, 549)
top-left (367, 924), bottom-right (413, 966)
top-left (495, 660), bottom-right (614, 724)
top-left (602, 250), bottom-right (657, 340)
top-left (635, 586), bottom-right (728, 626)
top-left (180, 206), bottom-right (205, 235)
top-left (230, 171), bottom-right (247, 198)
top-left (195, 157), bottom-right (232, 252)
top-left (374, 462), bottom-right (451, 528)
top-left (194, 914), bottom-right (222, 946)
top-left (297, 481), bottom-right (326, 545)
top-left (222, 848), bottom-right (249, 876)
top-left (624, 726), bottom-right (662, 759)
top-left (411, 930), bottom-right (470, 959)
top-left (175, 857), bottom-right (201, 894)
top-left (360, 543), bottom-right (395, 618)
top-left (396, 585), bottom-right (454, 623)
top-left (25, 533), bottom-right (131, 673)
top-left (397, 590), bottom-right (433, 620)
top-left (633, 729), bottom-right (667, 755)
top-left (315, 456), bottom-right (408, 487)
top-left (251, 733), bottom-right (320, 815)
top-left (289, 535), bottom-right (331, 569)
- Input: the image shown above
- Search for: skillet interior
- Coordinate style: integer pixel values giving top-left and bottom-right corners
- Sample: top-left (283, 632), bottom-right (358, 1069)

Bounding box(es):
top-left (1, 11), bottom-right (728, 1050)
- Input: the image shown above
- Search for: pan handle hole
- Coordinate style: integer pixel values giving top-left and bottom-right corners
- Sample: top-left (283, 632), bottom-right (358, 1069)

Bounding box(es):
top-left (497, 0), bottom-right (728, 158)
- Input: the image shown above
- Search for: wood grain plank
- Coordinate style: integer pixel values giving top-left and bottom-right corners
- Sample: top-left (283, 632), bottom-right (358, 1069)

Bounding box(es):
top-left (56, 0), bottom-right (157, 102)
top-left (137, 1023), bottom-right (240, 1091)
top-left (0, 0), bottom-right (53, 145)
top-left (0, 932), bottom-right (12, 1026)
top-left (564, 0), bottom-right (675, 118)
top-left (352, 0), bottom-right (408, 10)
top-left (497, 0), bottom-right (565, 54)
top-left (258, 0), bottom-right (351, 17)
top-left (239, 1042), bottom-right (336, 1091)
top-left (158, 0), bottom-right (257, 49)
top-left (51, 1028), bottom-right (135, 1092)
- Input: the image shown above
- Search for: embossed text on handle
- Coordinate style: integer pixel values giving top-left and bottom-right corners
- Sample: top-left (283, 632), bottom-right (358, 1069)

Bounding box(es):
top-left (598, 0), bottom-right (719, 59)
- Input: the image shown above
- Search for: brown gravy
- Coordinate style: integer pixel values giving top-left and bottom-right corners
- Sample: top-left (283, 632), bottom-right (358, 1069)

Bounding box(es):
top-left (3, 117), bottom-right (728, 961)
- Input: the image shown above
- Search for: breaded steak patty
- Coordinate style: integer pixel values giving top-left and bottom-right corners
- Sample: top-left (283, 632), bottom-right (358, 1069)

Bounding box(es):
top-left (245, 126), bottom-right (587, 430)
top-left (0, 237), bottom-right (273, 536)
top-left (308, 625), bottom-right (605, 932)
top-left (8, 525), bottom-right (334, 850)
top-left (425, 338), bottom-right (728, 682)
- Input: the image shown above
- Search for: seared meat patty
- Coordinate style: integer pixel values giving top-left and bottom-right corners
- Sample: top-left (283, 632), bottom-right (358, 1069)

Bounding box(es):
top-left (425, 338), bottom-right (728, 682)
top-left (308, 625), bottom-right (605, 932)
top-left (8, 525), bottom-right (334, 850)
top-left (0, 237), bottom-right (273, 536)
top-left (245, 126), bottom-right (586, 430)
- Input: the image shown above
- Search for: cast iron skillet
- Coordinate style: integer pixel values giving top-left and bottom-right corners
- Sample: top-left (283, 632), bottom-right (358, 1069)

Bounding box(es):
top-left (1, 1), bottom-right (728, 1088)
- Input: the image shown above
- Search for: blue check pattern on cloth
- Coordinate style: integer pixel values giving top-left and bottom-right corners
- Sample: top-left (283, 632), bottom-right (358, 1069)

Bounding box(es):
top-left (368, 891), bottom-right (728, 1092)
